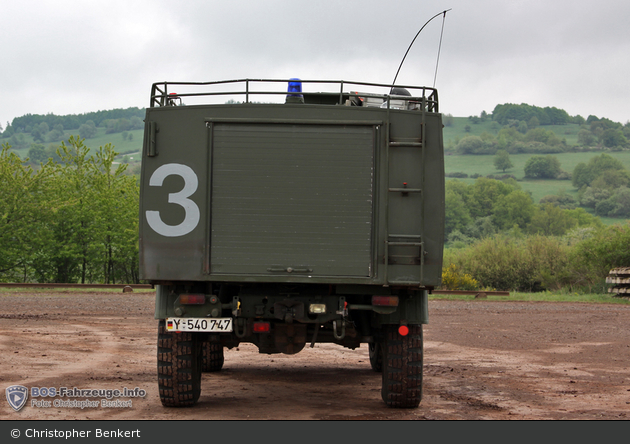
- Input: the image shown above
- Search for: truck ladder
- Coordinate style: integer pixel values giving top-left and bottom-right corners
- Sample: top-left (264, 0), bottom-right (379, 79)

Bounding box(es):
top-left (383, 101), bottom-right (427, 285)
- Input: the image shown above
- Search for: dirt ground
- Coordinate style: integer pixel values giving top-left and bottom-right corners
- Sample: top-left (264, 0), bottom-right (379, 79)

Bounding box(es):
top-left (1, 290), bottom-right (629, 420)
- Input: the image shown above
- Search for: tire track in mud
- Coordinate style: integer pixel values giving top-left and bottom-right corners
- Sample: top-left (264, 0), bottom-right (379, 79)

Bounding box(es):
top-left (2, 320), bottom-right (123, 386)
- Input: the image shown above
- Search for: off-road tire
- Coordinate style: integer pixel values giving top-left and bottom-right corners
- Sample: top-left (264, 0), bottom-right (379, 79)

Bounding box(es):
top-left (202, 342), bottom-right (224, 372)
top-left (157, 320), bottom-right (202, 407)
top-left (369, 342), bottom-right (383, 372)
top-left (381, 324), bottom-right (423, 408)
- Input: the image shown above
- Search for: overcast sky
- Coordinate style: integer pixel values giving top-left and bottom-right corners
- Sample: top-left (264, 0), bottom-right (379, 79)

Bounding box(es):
top-left (2, 0), bottom-right (629, 129)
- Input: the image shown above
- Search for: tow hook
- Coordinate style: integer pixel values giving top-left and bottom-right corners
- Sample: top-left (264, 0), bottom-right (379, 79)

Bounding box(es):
top-left (333, 319), bottom-right (346, 340)
top-left (234, 318), bottom-right (247, 338)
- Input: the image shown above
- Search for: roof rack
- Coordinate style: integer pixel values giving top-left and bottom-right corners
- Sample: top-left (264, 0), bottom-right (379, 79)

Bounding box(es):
top-left (149, 78), bottom-right (439, 113)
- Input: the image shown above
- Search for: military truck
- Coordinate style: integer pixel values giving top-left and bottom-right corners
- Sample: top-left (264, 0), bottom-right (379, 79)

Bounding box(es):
top-left (139, 78), bottom-right (445, 408)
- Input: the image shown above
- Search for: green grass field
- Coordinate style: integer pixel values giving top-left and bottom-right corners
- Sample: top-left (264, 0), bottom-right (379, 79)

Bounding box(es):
top-left (445, 149), bottom-right (630, 223)
top-left (446, 150), bottom-right (630, 179)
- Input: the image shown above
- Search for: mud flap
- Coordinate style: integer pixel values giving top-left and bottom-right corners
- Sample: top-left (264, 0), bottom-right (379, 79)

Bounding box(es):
top-left (275, 324), bottom-right (307, 354)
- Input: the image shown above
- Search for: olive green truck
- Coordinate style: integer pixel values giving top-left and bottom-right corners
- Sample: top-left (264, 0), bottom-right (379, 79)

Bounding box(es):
top-left (139, 79), bottom-right (445, 408)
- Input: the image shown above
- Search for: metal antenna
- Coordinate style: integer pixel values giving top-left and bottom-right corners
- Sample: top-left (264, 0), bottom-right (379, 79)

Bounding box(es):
top-left (391, 9), bottom-right (452, 91)
top-left (433, 11), bottom-right (448, 88)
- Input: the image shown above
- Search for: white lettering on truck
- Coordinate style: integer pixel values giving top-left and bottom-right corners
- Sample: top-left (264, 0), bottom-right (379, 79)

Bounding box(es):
top-left (145, 163), bottom-right (200, 237)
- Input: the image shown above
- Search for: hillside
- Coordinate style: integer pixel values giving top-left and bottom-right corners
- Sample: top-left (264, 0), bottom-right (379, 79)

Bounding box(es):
top-left (443, 116), bottom-right (582, 150)
top-left (3, 105), bottom-right (630, 225)
top-left (6, 126), bottom-right (144, 161)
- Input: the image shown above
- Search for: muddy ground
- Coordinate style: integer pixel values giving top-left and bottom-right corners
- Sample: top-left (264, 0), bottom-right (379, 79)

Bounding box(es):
top-left (0, 290), bottom-right (629, 420)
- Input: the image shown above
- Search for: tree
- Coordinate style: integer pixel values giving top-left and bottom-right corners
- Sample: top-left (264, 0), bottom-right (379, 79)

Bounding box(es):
top-left (130, 116), bottom-right (143, 129)
top-left (527, 203), bottom-right (577, 236)
top-left (591, 169), bottom-right (630, 191)
top-left (563, 207), bottom-right (602, 230)
top-left (577, 129), bottom-right (596, 147)
top-left (524, 127), bottom-right (561, 146)
top-left (89, 142), bottom-right (139, 283)
top-left (79, 120), bottom-right (98, 139)
top-left (0, 143), bottom-right (57, 281)
top-left (445, 189), bottom-right (472, 239)
top-left (492, 190), bottom-right (535, 230)
top-left (31, 127), bottom-right (44, 143)
top-left (493, 150), bottom-right (513, 172)
top-left (2, 123), bottom-right (14, 138)
top-left (468, 177), bottom-right (515, 219)
top-left (524, 155), bottom-right (561, 179)
top-left (443, 113), bottom-right (454, 127)
top-left (496, 126), bottom-right (523, 150)
top-left (46, 128), bottom-right (65, 143)
top-left (596, 187), bottom-right (630, 218)
top-left (572, 153), bottom-right (626, 189)
top-left (19, 137), bottom-right (141, 284)
top-left (27, 144), bottom-right (48, 164)
top-left (601, 128), bottom-right (628, 148)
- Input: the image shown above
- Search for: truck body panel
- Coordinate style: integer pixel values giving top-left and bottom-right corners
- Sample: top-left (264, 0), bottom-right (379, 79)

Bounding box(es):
top-left (140, 92), bottom-right (444, 287)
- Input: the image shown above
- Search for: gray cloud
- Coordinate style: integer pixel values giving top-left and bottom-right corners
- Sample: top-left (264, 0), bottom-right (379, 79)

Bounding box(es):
top-left (2, 0), bottom-right (629, 129)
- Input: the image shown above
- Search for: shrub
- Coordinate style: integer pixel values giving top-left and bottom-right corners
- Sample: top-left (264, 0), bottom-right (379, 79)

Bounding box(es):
top-left (457, 136), bottom-right (484, 154)
top-left (524, 155), bottom-right (561, 179)
top-left (440, 264), bottom-right (480, 290)
top-left (448, 235), bottom-right (570, 291)
top-left (539, 193), bottom-right (578, 210)
top-left (569, 223), bottom-right (630, 289)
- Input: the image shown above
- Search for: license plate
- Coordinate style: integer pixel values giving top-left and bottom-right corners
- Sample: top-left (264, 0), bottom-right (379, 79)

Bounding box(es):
top-left (166, 317), bottom-right (233, 332)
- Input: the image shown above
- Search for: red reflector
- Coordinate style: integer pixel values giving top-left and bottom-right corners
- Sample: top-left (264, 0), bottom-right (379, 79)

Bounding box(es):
top-left (253, 322), bottom-right (270, 333)
top-left (398, 325), bottom-right (409, 336)
top-left (179, 294), bottom-right (206, 305)
top-left (371, 296), bottom-right (399, 307)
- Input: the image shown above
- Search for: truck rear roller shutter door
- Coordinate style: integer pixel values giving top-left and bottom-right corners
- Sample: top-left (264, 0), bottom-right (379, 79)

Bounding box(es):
top-left (210, 123), bottom-right (375, 277)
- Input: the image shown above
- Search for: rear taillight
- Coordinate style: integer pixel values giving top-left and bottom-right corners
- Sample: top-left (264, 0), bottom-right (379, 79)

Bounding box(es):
top-left (179, 294), bottom-right (206, 305)
top-left (253, 322), bottom-right (270, 333)
top-left (372, 296), bottom-right (399, 307)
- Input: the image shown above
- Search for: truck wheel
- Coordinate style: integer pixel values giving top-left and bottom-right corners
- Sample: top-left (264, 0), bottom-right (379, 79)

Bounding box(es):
top-left (202, 342), bottom-right (224, 372)
top-left (381, 324), bottom-right (423, 408)
top-left (157, 320), bottom-right (202, 407)
top-left (369, 342), bottom-right (383, 372)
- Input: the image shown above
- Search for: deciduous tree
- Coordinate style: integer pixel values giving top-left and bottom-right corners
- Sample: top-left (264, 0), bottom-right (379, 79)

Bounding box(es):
top-left (493, 149), bottom-right (513, 172)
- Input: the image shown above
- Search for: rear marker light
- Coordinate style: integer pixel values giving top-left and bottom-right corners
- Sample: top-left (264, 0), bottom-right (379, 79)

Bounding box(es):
top-left (371, 296), bottom-right (399, 307)
top-left (253, 322), bottom-right (270, 333)
top-left (398, 325), bottom-right (409, 336)
top-left (179, 294), bottom-right (206, 305)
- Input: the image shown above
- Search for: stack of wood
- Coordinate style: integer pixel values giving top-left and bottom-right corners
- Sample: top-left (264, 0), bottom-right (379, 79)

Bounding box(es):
top-left (606, 267), bottom-right (630, 296)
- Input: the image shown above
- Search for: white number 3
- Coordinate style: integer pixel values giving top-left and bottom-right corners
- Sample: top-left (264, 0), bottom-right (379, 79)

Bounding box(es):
top-left (146, 163), bottom-right (200, 237)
